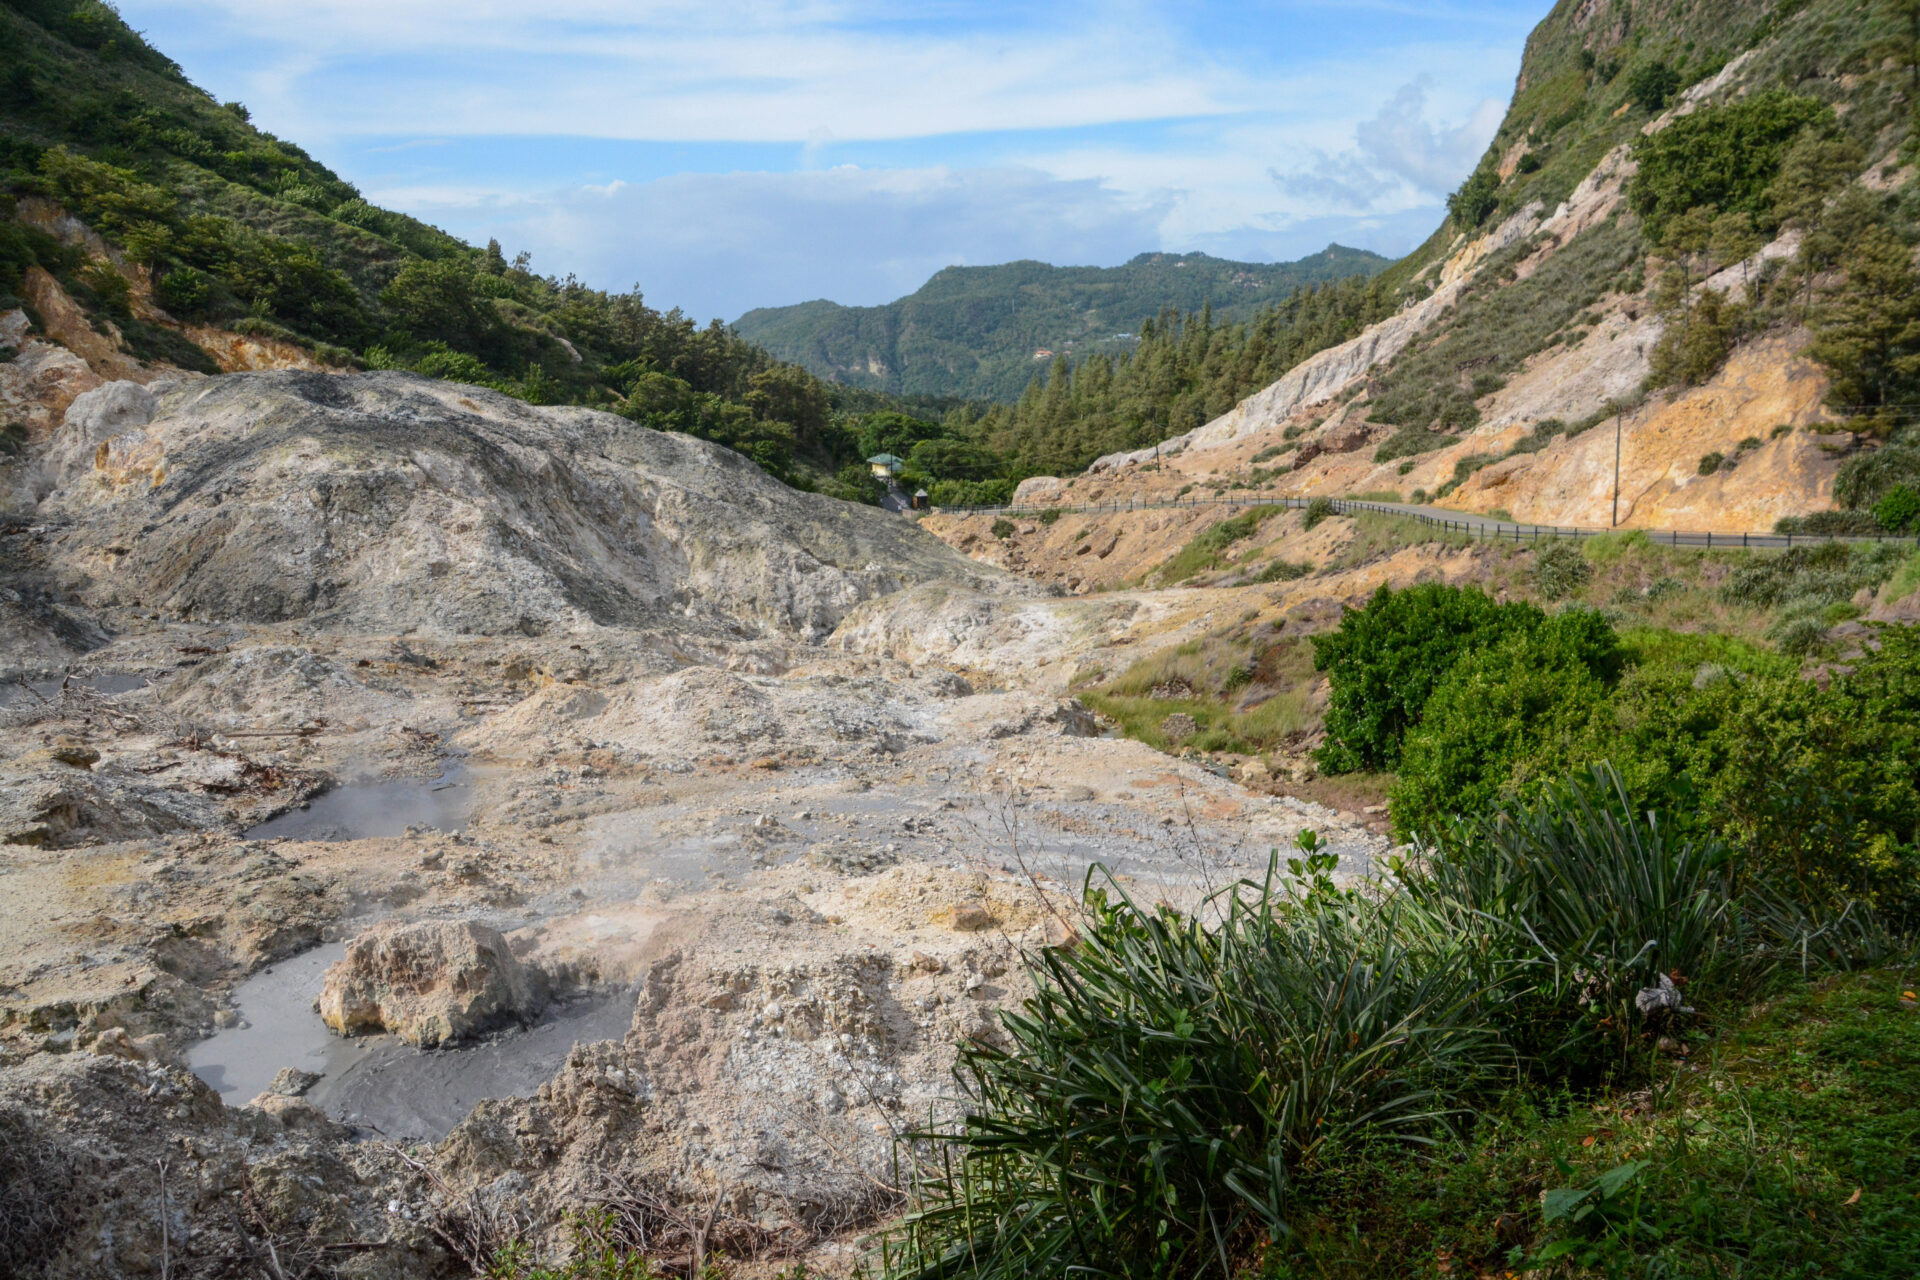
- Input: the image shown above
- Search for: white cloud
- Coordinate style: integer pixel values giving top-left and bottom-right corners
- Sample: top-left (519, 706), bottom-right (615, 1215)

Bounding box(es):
top-left (1355, 76), bottom-right (1506, 195)
top-left (1270, 75), bottom-right (1503, 211)
top-left (116, 1), bottom-right (1535, 314)
top-left (386, 165), bottom-right (1175, 321)
top-left (123, 0), bottom-right (1244, 144)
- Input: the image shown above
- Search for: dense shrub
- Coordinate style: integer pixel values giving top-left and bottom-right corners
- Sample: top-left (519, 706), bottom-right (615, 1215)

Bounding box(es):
top-left (1835, 444), bottom-right (1920, 511)
top-left (1301, 495), bottom-right (1336, 530)
top-left (1447, 160), bottom-right (1502, 229)
top-left (1390, 610), bottom-right (1621, 839)
top-left (1512, 630), bottom-right (1920, 925)
top-left (929, 477), bottom-right (1014, 507)
top-left (1718, 540), bottom-right (1907, 610)
top-left (1373, 426), bottom-right (1453, 464)
top-left (1877, 484), bottom-right (1920, 533)
top-left (1773, 510), bottom-right (1883, 535)
top-left (1628, 92), bottom-right (1829, 235)
top-left (1531, 540), bottom-right (1593, 600)
top-left (1312, 584), bottom-right (1544, 772)
top-left (1624, 61), bottom-right (1680, 113)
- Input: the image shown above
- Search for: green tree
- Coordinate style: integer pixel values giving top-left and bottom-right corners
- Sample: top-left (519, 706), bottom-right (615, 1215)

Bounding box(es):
top-left (1629, 92), bottom-right (1830, 236)
top-left (1390, 609), bottom-right (1621, 840)
top-left (1311, 583), bottom-right (1544, 773)
top-left (1447, 160), bottom-right (1502, 229)
top-left (1625, 61), bottom-right (1680, 112)
top-left (1808, 224), bottom-right (1920, 411)
top-left (379, 258), bottom-right (499, 355)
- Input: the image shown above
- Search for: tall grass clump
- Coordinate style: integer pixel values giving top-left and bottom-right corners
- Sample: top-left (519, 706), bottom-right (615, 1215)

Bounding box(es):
top-left (1397, 764), bottom-right (1752, 1075)
top-left (885, 765), bottom-right (1903, 1279)
top-left (885, 855), bottom-right (1504, 1279)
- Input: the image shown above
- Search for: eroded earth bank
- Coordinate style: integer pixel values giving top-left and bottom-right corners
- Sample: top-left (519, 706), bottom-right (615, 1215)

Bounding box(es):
top-left (0, 372), bottom-right (1389, 1278)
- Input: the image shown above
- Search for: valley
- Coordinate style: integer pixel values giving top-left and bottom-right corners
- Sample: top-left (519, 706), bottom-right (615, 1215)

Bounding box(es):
top-left (4, 0), bottom-right (1920, 1276)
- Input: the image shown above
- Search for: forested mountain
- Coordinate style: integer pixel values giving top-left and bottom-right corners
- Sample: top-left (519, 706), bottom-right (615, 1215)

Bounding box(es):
top-left (733, 247), bottom-right (1390, 402)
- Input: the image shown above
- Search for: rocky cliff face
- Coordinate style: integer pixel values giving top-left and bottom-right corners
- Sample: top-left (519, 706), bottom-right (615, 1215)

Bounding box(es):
top-left (20, 371), bottom-right (1009, 644)
top-left (1049, 4), bottom-right (1895, 534)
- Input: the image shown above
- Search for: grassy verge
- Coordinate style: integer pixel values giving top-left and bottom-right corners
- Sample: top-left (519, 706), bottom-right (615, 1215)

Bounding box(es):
top-left (1157, 505), bottom-right (1289, 585)
top-left (1271, 968), bottom-right (1920, 1279)
top-left (1080, 632), bottom-right (1317, 753)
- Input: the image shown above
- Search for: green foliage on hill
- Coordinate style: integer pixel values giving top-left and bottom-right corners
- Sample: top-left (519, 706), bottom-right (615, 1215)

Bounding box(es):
top-left (1629, 91), bottom-right (1832, 235)
top-left (733, 246), bottom-right (1391, 403)
top-left (1310, 583), bottom-right (1547, 774)
top-left (0, 0), bottom-right (939, 488)
top-left (961, 276), bottom-right (1400, 475)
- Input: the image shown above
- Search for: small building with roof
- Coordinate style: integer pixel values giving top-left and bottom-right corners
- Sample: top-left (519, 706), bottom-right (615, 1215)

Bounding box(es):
top-left (868, 453), bottom-right (905, 479)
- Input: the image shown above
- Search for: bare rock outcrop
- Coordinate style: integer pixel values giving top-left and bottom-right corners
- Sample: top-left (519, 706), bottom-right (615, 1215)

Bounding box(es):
top-left (318, 919), bottom-right (550, 1048)
top-left (34, 370), bottom-right (1013, 640)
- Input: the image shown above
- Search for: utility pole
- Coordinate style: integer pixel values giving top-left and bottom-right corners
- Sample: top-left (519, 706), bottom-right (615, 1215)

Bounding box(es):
top-left (1612, 406), bottom-right (1625, 527)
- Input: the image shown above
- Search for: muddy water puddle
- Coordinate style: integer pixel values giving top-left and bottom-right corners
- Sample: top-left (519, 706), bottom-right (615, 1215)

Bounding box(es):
top-left (246, 766), bottom-right (473, 841)
top-left (0, 672), bottom-right (149, 707)
top-left (189, 941), bottom-right (636, 1141)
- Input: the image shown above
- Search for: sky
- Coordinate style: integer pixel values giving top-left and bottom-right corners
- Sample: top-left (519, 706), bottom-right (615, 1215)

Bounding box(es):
top-left (114, 1), bottom-right (1547, 323)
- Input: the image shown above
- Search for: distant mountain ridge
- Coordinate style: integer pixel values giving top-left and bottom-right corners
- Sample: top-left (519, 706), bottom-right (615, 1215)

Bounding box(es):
top-left (734, 246), bottom-right (1392, 402)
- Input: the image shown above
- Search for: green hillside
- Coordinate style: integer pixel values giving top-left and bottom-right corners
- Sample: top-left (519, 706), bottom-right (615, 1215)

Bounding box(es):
top-left (0, 0), bottom-right (905, 493)
top-left (734, 247), bottom-right (1391, 402)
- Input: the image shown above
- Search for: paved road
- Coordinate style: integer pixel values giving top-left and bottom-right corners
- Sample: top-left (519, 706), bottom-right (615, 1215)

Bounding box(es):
top-left (936, 492), bottom-right (1918, 552)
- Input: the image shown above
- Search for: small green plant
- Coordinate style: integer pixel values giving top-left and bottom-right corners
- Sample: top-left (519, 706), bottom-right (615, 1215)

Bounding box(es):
top-left (1698, 451), bottom-right (1724, 475)
top-left (991, 517), bottom-right (1016, 540)
top-left (1302, 496), bottom-right (1336, 530)
top-left (1255, 559), bottom-right (1313, 583)
top-left (1531, 1159), bottom-right (1655, 1268)
top-left (1037, 508), bottom-right (1062, 525)
top-left (485, 1210), bottom-right (658, 1280)
top-left (1875, 484), bottom-right (1920, 533)
top-left (1531, 540), bottom-right (1594, 601)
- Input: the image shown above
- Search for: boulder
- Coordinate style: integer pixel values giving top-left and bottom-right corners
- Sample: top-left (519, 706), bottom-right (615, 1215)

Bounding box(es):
top-left (318, 920), bottom-right (548, 1047)
top-left (1159, 712), bottom-right (1198, 743)
top-left (50, 380), bottom-right (155, 486)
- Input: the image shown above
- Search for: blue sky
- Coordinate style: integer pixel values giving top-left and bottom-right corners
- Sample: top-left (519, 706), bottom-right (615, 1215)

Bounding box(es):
top-left (115, 1), bottom-right (1547, 322)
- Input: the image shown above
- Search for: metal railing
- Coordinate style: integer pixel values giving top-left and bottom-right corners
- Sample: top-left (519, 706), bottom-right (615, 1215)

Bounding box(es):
top-left (929, 492), bottom-right (1920, 552)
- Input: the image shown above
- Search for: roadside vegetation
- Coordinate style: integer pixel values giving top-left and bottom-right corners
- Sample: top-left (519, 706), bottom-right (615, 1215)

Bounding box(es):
top-left (885, 763), bottom-right (1917, 1278)
top-left (883, 511), bottom-right (1920, 1277)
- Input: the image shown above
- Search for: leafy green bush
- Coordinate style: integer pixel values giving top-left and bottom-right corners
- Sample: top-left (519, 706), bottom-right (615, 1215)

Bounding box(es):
top-left (1628, 92), bottom-right (1829, 235)
top-left (1312, 584), bottom-right (1545, 773)
top-left (1624, 61), bottom-right (1680, 113)
top-left (1876, 484), bottom-right (1920, 533)
top-left (930, 478), bottom-right (1015, 507)
top-left (1301, 496), bottom-right (1335, 530)
top-left (1698, 451), bottom-right (1724, 475)
top-left (1447, 160), bottom-right (1502, 229)
top-left (990, 517), bottom-right (1016, 540)
top-left (1390, 610), bottom-right (1621, 839)
top-left (1540, 628), bottom-right (1920, 926)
